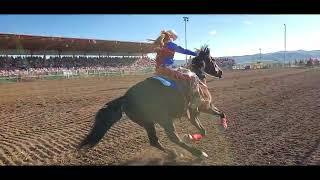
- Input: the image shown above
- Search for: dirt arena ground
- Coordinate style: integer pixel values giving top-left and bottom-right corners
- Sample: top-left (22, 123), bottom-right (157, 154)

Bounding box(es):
top-left (0, 67), bottom-right (319, 165)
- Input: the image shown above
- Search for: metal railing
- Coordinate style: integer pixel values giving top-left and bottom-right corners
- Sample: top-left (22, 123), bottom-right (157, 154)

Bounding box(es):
top-left (0, 67), bottom-right (155, 83)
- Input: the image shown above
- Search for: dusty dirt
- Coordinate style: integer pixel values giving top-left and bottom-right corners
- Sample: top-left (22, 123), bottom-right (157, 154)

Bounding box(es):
top-left (0, 67), bottom-right (319, 165)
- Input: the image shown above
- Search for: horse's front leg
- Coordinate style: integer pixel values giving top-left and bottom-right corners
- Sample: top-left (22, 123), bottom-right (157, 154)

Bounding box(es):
top-left (161, 120), bottom-right (208, 158)
top-left (199, 103), bottom-right (228, 130)
top-left (187, 108), bottom-right (206, 136)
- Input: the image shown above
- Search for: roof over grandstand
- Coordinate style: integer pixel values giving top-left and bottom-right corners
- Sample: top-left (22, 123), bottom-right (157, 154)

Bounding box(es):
top-left (0, 33), bottom-right (157, 56)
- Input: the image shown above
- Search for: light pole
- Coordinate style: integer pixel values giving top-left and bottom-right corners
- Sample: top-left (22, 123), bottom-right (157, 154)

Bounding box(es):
top-left (183, 17), bottom-right (189, 64)
top-left (259, 48), bottom-right (262, 62)
top-left (284, 24), bottom-right (286, 67)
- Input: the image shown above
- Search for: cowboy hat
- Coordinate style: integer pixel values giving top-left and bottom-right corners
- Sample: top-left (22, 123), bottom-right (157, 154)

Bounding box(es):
top-left (166, 30), bottom-right (178, 40)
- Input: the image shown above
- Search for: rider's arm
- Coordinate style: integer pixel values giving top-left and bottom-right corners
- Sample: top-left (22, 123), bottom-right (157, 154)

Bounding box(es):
top-left (167, 42), bottom-right (197, 56)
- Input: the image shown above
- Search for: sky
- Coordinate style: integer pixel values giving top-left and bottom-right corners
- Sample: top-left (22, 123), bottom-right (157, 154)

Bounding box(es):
top-left (1, 15), bottom-right (320, 59)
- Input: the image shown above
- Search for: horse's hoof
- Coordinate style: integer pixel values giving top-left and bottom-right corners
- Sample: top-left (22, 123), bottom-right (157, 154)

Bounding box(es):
top-left (167, 149), bottom-right (179, 160)
top-left (201, 151), bottom-right (209, 158)
top-left (217, 125), bottom-right (226, 132)
top-left (194, 150), bottom-right (209, 159)
top-left (182, 134), bottom-right (193, 143)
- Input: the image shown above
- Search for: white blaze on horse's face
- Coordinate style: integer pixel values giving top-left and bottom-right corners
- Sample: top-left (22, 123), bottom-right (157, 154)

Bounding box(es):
top-left (214, 62), bottom-right (219, 72)
top-left (212, 61), bottom-right (223, 78)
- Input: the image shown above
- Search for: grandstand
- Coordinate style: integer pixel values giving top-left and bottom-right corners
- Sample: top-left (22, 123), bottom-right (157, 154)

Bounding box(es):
top-left (0, 33), bottom-right (157, 81)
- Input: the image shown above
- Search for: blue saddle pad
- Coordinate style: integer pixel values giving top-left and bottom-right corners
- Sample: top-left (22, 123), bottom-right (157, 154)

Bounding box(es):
top-left (152, 76), bottom-right (176, 88)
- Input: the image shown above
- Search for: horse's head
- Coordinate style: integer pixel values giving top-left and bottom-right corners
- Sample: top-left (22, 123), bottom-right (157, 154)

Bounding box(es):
top-left (191, 45), bottom-right (223, 79)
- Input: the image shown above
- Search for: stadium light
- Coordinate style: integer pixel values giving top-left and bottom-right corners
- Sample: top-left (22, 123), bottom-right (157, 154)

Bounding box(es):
top-left (183, 17), bottom-right (189, 64)
top-left (284, 24), bottom-right (286, 67)
top-left (259, 48), bottom-right (262, 62)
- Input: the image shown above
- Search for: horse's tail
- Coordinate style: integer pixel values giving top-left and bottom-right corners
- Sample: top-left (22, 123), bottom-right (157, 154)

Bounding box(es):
top-left (78, 96), bottom-right (126, 149)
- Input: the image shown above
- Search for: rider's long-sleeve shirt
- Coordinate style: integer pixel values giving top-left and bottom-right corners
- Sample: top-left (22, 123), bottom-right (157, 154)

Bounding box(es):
top-left (156, 42), bottom-right (197, 67)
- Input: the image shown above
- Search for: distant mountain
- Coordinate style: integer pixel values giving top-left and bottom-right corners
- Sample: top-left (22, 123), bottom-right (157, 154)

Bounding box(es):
top-left (223, 50), bottom-right (320, 64)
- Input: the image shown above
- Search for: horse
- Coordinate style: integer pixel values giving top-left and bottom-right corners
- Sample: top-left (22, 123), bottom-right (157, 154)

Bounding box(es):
top-left (78, 45), bottom-right (227, 159)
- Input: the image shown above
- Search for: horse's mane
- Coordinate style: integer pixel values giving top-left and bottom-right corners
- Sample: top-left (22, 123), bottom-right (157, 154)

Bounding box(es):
top-left (189, 44), bottom-right (220, 80)
top-left (195, 44), bottom-right (210, 56)
top-left (191, 44), bottom-right (210, 70)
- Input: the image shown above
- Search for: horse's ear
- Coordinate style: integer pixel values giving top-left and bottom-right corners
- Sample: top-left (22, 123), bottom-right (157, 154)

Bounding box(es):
top-left (206, 47), bottom-right (210, 55)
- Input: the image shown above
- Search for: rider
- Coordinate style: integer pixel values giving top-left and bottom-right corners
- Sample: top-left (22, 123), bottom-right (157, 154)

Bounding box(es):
top-left (152, 30), bottom-right (201, 109)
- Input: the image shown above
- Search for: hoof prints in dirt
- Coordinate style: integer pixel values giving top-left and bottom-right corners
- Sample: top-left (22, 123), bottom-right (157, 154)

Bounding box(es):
top-left (0, 69), bottom-right (320, 165)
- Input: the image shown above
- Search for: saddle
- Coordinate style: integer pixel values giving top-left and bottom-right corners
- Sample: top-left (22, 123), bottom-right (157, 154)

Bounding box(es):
top-left (152, 67), bottom-right (211, 113)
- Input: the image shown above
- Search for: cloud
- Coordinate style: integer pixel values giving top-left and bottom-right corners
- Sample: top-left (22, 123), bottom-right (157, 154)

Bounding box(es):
top-left (209, 30), bottom-right (217, 36)
top-left (243, 20), bottom-right (253, 25)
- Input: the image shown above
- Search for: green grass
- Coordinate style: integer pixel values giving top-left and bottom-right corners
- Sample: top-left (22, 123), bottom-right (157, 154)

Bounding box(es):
top-left (0, 78), bottom-right (17, 84)
top-left (42, 75), bottom-right (69, 80)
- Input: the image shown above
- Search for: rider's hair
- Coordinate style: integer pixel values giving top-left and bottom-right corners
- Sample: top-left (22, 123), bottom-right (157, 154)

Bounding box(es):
top-left (152, 31), bottom-right (171, 47)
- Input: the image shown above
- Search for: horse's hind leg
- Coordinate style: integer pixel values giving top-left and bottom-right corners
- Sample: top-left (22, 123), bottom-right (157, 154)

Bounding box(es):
top-left (143, 122), bottom-right (166, 151)
top-left (125, 110), bottom-right (166, 152)
top-left (161, 120), bottom-right (208, 158)
top-left (142, 121), bottom-right (182, 160)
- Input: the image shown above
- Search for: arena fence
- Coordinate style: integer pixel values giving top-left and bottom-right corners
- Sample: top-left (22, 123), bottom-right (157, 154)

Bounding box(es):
top-left (0, 67), bottom-right (155, 83)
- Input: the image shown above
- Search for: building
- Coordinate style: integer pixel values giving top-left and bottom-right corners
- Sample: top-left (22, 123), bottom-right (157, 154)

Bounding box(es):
top-left (0, 33), bottom-right (156, 57)
top-left (232, 60), bottom-right (283, 70)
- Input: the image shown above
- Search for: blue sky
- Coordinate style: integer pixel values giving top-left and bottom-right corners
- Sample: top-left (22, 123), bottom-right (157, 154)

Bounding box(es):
top-left (1, 15), bottom-right (320, 59)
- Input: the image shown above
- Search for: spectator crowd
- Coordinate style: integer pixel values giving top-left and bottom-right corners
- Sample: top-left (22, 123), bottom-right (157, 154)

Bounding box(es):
top-left (215, 57), bottom-right (236, 69)
top-left (293, 58), bottom-right (320, 66)
top-left (0, 56), bottom-right (156, 77)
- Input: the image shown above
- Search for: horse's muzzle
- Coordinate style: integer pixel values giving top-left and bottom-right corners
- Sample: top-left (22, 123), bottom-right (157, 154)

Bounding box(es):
top-left (218, 71), bottom-right (223, 79)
